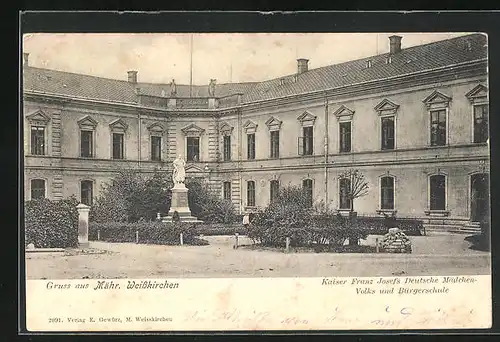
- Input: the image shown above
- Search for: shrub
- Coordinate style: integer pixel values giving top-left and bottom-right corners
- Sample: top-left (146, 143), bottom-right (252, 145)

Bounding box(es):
top-left (88, 221), bottom-right (208, 245)
top-left (186, 179), bottom-right (237, 224)
top-left (25, 196), bottom-right (79, 248)
top-left (196, 224), bottom-right (246, 236)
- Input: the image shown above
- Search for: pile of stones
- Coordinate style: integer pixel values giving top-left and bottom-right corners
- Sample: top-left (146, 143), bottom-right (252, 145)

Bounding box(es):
top-left (380, 228), bottom-right (412, 253)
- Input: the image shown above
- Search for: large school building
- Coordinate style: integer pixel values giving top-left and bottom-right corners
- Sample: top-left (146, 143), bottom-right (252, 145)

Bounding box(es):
top-left (23, 34), bottom-right (489, 232)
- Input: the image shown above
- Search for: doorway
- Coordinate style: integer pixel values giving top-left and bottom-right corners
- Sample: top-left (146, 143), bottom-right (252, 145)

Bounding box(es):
top-left (471, 173), bottom-right (489, 222)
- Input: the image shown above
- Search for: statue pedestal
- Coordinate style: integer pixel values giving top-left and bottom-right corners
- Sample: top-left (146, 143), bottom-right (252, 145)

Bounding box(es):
top-left (162, 183), bottom-right (203, 223)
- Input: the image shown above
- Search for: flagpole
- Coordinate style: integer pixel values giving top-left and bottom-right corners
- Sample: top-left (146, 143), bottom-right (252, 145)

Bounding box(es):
top-left (189, 34), bottom-right (193, 98)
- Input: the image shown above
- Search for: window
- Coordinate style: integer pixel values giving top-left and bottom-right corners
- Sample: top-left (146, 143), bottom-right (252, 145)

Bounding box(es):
top-left (81, 180), bottom-right (93, 206)
top-left (429, 175), bottom-right (446, 210)
top-left (80, 130), bottom-right (93, 158)
top-left (151, 136), bottom-right (162, 161)
top-left (303, 179), bottom-right (313, 207)
top-left (223, 181), bottom-right (231, 201)
top-left (381, 117), bottom-right (395, 150)
top-left (473, 104), bottom-right (489, 143)
top-left (301, 126), bottom-right (314, 155)
top-left (247, 133), bottom-right (256, 160)
top-left (430, 110), bottom-right (447, 146)
top-left (270, 180), bottom-right (280, 203)
top-left (187, 137), bottom-right (200, 162)
top-left (380, 176), bottom-right (395, 210)
top-left (247, 181), bottom-right (256, 207)
top-left (30, 126), bottom-right (45, 155)
top-left (339, 122), bottom-right (351, 153)
top-left (270, 131), bottom-right (280, 158)
top-left (223, 135), bottom-right (231, 161)
top-left (112, 133), bottom-right (124, 159)
top-left (30, 179), bottom-right (45, 199)
top-left (339, 178), bottom-right (351, 210)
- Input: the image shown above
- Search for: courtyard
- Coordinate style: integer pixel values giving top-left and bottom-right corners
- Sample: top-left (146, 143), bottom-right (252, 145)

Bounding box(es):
top-left (25, 233), bottom-right (490, 279)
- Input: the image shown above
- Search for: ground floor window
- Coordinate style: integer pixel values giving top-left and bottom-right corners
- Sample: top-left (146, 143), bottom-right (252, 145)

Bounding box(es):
top-left (30, 179), bottom-right (45, 199)
top-left (223, 181), bottom-right (231, 201)
top-left (302, 179), bottom-right (313, 207)
top-left (339, 178), bottom-right (351, 210)
top-left (270, 180), bottom-right (280, 203)
top-left (380, 176), bottom-right (395, 210)
top-left (429, 174), bottom-right (446, 210)
top-left (81, 180), bottom-right (93, 206)
top-left (247, 181), bottom-right (255, 207)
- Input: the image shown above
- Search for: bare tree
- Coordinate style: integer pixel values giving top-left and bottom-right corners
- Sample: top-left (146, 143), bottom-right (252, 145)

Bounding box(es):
top-left (338, 169), bottom-right (369, 212)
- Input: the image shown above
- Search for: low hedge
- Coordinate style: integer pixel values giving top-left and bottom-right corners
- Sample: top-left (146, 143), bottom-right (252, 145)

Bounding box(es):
top-left (247, 214), bottom-right (423, 248)
top-left (25, 197), bottom-right (79, 248)
top-left (196, 224), bottom-right (247, 236)
top-left (89, 222), bottom-right (208, 245)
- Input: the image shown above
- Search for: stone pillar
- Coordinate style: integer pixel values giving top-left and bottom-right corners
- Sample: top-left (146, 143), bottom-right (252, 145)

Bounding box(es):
top-left (76, 203), bottom-right (90, 248)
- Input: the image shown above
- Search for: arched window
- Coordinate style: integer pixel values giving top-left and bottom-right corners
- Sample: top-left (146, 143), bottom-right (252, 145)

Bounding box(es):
top-left (81, 180), bottom-right (93, 206)
top-left (270, 180), bottom-right (280, 203)
top-left (302, 179), bottom-right (313, 207)
top-left (380, 176), bottom-right (395, 210)
top-left (339, 178), bottom-right (351, 210)
top-left (429, 175), bottom-right (446, 210)
top-left (247, 181), bottom-right (256, 207)
top-left (30, 179), bottom-right (46, 199)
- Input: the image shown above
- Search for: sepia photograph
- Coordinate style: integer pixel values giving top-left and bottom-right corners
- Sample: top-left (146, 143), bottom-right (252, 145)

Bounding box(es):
top-left (21, 29), bottom-right (492, 331)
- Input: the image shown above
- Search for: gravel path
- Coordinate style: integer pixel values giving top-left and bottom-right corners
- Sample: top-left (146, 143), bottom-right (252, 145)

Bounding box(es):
top-left (25, 234), bottom-right (490, 279)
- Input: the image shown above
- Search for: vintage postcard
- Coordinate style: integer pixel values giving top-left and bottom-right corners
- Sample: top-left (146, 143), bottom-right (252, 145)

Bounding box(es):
top-left (22, 31), bottom-right (491, 331)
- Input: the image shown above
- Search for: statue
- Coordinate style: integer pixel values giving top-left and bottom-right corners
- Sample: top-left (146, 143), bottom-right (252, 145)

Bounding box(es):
top-left (170, 79), bottom-right (177, 97)
top-left (172, 155), bottom-right (186, 185)
top-left (208, 79), bottom-right (216, 97)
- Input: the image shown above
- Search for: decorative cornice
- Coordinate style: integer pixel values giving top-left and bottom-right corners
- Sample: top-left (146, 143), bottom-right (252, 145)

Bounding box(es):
top-left (265, 116), bottom-right (282, 131)
top-left (219, 121), bottom-right (234, 136)
top-left (181, 123), bottom-right (205, 137)
top-left (147, 122), bottom-right (165, 133)
top-left (243, 120), bottom-right (258, 134)
top-left (374, 99), bottom-right (400, 116)
top-left (422, 90), bottom-right (452, 109)
top-left (109, 118), bottom-right (128, 133)
top-left (77, 115), bottom-right (98, 129)
top-left (332, 105), bottom-right (355, 120)
top-left (465, 84), bottom-right (488, 104)
top-left (26, 109), bottom-right (51, 124)
top-left (297, 110), bottom-right (317, 126)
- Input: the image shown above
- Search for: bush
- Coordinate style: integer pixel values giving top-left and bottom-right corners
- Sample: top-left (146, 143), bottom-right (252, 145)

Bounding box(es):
top-left (196, 224), bottom-right (246, 236)
top-left (186, 179), bottom-right (237, 224)
top-left (25, 196), bottom-right (79, 248)
top-left (88, 221), bottom-right (208, 245)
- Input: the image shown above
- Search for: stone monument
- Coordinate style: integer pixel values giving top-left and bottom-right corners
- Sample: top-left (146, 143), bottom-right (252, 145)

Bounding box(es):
top-left (162, 155), bottom-right (202, 223)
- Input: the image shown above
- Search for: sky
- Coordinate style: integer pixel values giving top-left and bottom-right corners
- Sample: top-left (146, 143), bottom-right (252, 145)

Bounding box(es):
top-left (22, 32), bottom-right (472, 85)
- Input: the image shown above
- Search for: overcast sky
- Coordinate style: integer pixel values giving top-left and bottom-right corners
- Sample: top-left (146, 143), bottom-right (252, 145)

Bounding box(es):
top-left (23, 33), bottom-right (471, 85)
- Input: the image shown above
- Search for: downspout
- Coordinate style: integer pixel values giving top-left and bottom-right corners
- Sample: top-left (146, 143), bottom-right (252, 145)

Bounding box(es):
top-left (324, 93), bottom-right (329, 206)
top-left (238, 107), bottom-right (243, 214)
top-left (138, 111), bottom-right (142, 169)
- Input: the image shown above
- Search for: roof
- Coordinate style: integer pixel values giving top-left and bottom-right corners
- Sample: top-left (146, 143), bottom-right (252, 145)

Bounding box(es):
top-left (23, 33), bottom-right (487, 106)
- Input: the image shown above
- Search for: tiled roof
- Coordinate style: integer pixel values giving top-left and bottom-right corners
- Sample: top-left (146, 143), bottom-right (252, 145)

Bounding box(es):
top-left (23, 33), bottom-right (487, 106)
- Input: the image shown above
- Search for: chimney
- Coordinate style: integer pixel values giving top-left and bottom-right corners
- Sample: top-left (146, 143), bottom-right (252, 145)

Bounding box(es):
top-left (297, 58), bottom-right (309, 74)
top-left (389, 35), bottom-right (402, 54)
top-left (23, 53), bottom-right (29, 66)
top-left (127, 70), bottom-right (138, 84)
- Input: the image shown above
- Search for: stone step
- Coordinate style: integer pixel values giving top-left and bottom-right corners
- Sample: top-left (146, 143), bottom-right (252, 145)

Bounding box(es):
top-left (423, 224), bottom-right (468, 233)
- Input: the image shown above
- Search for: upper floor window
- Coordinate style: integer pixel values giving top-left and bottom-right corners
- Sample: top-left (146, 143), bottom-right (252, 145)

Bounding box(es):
top-left (333, 105), bottom-right (355, 154)
top-left (112, 133), bottom-right (124, 160)
top-left (187, 137), bottom-right (200, 162)
top-left (151, 136), bottom-right (162, 161)
top-left (81, 180), bottom-right (93, 206)
top-left (26, 109), bottom-right (50, 156)
top-left (80, 130), bottom-right (94, 158)
top-left (223, 135), bottom-right (231, 161)
top-left (430, 110), bottom-right (447, 146)
top-left (299, 126), bottom-right (314, 155)
top-left (381, 117), bottom-right (395, 150)
top-left (339, 178), bottom-right (351, 210)
top-left (429, 174), bottom-right (446, 211)
top-left (78, 115), bottom-right (98, 158)
top-left (147, 122), bottom-right (165, 162)
top-left (247, 133), bottom-right (256, 160)
top-left (181, 123), bottom-right (205, 162)
top-left (223, 181), bottom-right (231, 201)
top-left (266, 116), bottom-right (282, 159)
top-left (339, 122), bottom-right (351, 153)
top-left (270, 131), bottom-right (280, 159)
top-left (247, 180), bottom-right (256, 207)
top-left (302, 179), bottom-right (313, 207)
top-left (473, 104), bottom-right (489, 143)
top-left (270, 180), bottom-right (280, 203)
top-left (30, 126), bottom-right (45, 155)
top-left (422, 90), bottom-right (451, 147)
top-left (30, 179), bottom-right (45, 200)
top-left (380, 176), bottom-right (395, 210)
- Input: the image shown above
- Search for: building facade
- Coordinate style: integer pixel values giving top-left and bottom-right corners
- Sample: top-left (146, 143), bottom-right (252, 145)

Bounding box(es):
top-left (23, 34), bottom-right (490, 232)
